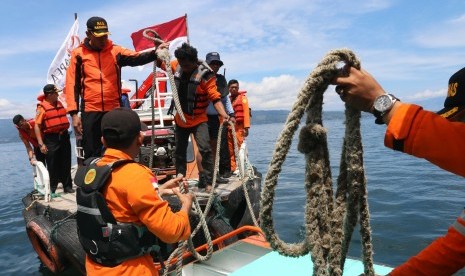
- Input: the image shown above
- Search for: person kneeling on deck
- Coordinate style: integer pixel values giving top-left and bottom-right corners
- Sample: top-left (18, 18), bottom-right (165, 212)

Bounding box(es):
top-left (75, 107), bottom-right (193, 276)
top-left (34, 84), bottom-right (74, 194)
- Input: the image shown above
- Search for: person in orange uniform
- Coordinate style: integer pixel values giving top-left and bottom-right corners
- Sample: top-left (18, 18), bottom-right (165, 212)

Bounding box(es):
top-left (334, 66), bottom-right (465, 275)
top-left (80, 108), bottom-right (192, 275)
top-left (65, 16), bottom-right (164, 159)
top-left (164, 43), bottom-right (230, 191)
top-left (34, 84), bottom-right (73, 193)
top-left (227, 79), bottom-right (250, 173)
top-left (12, 114), bottom-right (46, 165)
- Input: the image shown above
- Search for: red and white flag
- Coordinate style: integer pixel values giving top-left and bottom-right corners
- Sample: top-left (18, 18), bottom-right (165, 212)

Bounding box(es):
top-left (131, 15), bottom-right (188, 57)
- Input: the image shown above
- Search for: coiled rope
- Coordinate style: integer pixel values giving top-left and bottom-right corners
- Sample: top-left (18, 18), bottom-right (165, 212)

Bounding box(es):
top-left (259, 49), bottom-right (374, 276)
top-left (142, 29), bottom-right (186, 124)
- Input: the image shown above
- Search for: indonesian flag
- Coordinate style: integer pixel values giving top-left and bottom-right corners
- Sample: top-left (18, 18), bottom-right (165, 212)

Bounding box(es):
top-left (131, 15), bottom-right (188, 58)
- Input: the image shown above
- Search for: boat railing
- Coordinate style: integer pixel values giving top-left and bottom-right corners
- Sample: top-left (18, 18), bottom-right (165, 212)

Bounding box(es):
top-left (74, 75), bottom-right (174, 160)
top-left (130, 76), bottom-right (174, 128)
top-left (154, 226), bottom-right (266, 271)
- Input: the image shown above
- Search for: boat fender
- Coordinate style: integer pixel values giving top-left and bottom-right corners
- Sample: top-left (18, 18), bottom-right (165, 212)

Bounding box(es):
top-left (26, 216), bottom-right (64, 273)
top-left (75, 158), bottom-right (163, 267)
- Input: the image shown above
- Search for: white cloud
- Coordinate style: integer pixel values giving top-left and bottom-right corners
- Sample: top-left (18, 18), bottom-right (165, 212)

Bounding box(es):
top-left (240, 74), bottom-right (344, 110)
top-left (0, 98), bottom-right (37, 119)
top-left (412, 13), bottom-right (465, 48)
top-left (0, 0), bottom-right (463, 117)
top-left (405, 88), bottom-right (447, 101)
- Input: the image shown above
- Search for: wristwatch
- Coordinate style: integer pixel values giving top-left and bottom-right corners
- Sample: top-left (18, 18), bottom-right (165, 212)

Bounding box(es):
top-left (372, 94), bottom-right (399, 124)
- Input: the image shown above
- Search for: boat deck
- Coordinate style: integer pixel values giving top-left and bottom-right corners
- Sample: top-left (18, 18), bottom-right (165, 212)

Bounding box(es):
top-left (181, 235), bottom-right (393, 275)
top-left (34, 170), bottom-right (253, 213)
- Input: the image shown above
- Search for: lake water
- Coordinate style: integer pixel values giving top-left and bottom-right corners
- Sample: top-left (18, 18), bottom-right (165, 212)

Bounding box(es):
top-left (1, 111), bottom-right (464, 275)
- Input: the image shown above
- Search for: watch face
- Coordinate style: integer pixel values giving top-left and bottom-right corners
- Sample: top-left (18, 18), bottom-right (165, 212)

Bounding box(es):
top-left (374, 94), bottom-right (392, 112)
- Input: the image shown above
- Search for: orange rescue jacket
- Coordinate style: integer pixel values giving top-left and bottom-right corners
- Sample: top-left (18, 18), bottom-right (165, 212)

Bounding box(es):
top-left (85, 148), bottom-right (190, 276)
top-left (385, 103), bottom-right (465, 275)
top-left (65, 38), bottom-right (157, 113)
top-left (231, 92), bottom-right (250, 128)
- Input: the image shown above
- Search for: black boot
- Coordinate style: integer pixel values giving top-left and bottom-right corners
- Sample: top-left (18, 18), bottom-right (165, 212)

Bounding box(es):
top-left (64, 186), bottom-right (75, 193)
top-left (221, 171), bottom-right (233, 178)
top-left (215, 174), bottom-right (228, 184)
top-left (197, 174), bottom-right (207, 189)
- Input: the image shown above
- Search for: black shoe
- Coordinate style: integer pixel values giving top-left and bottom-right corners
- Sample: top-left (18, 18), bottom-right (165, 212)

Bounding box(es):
top-left (221, 171), bottom-right (232, 178)
top-left (197, 176), bottom-right (207, 189)
top-left (215, 175), bottom-right (228, 184)
top-left (64, 187), bottom-right (75, 193)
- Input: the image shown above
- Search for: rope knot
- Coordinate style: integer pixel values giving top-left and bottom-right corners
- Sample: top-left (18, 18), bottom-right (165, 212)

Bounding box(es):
top-left (297, 123), bottom-right (327, 154)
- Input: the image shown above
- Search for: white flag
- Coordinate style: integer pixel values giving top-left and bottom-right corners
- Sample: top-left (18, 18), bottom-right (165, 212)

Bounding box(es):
top-left (46, 19), bottom-right (80, 90)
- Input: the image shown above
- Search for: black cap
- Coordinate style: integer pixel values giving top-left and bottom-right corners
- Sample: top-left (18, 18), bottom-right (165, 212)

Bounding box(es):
top-left (437, 67), bottom-right (465, 120)
top-left (101, 108), bottom-right (147, 145)
top-left (87, 16), bottom-right (110, 37)
top-left (13, 114), bottom-right (24, 125)
top-left (43, 84), bottom-right (60, 94)
top-left (206, 52), bottom-right (223, 66)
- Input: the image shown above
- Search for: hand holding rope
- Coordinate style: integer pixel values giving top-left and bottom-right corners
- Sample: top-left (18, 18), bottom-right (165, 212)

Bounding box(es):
top-left (259, 49), bottom-right (375, 276)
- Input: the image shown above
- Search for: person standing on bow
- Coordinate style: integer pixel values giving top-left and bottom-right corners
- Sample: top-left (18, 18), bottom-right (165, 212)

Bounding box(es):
top-left (334, 65), bottom-right (465, 275)
top-left (13, 114), bottom-right (46, 166)
top-left (65, 16), bottom-right (166, 159)
top-left (163, 43), bottom-right (230, 192)
top-left (77, 108), bottom-right (192, 275)
top-left (227, 79), bottom-right (250, 174)
top-left (34, 84), bottom-right (74, 194)
top-left (204, 52), bottom-right (235, 181)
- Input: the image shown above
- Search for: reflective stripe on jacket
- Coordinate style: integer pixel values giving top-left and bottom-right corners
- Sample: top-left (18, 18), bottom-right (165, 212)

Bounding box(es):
top-left (38, 101), bottom-right (69, 134)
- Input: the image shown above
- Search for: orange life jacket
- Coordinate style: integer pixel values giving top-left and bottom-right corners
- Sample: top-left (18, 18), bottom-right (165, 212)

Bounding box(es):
top-left (232, 93), bottom-right (246, 121)
top-left (169, 60), bottom-right (220, 128)
top-left (17, 119), bottom-right (39, 147)
top-left (39, 101), bottom-right (70, 134)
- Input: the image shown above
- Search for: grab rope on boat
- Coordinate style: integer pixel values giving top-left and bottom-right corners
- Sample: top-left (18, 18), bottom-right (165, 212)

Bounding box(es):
top-left (223, 121), bottom-right (259, 227)
top-left (161, 120), bottom-right (261, 275)
top-left (143, 30), bottom-right (214, 275)
top-left (143, 29), bottom-right (186, 126)
top-left (142, 30), bottom-right (260, 274)
top-left (143, 29), bottom-right (185, 170)
top-left (259, 49), bottom-right (375, 276)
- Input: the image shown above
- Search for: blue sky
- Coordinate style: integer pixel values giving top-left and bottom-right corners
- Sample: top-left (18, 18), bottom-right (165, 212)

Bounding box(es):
top-left (1, 0), bottom-right (465, 119)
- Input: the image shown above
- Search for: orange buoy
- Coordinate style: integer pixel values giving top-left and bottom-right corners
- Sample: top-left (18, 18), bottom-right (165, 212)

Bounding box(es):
top-left (26, 216), bottom-right (64, 273)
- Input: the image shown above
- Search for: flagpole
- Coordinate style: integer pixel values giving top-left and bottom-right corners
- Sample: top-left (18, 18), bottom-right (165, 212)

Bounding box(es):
top-left (74, 13), bottom-right (77, 20)
top-left (185, 13), bottom-right (190, 44)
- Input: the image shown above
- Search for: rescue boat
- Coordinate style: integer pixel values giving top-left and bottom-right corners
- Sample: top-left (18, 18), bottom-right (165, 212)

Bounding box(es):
top-left (21, 73), bottom-right (394, 275)
top-left (21, 72), bottom-right (263, 274)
